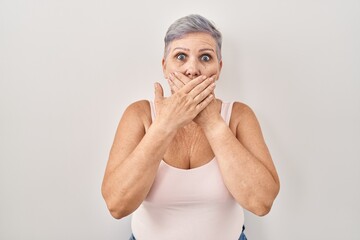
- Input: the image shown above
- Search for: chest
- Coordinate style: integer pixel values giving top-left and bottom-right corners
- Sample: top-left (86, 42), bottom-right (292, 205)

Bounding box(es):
top-left (163, 126), bottom-right (214, 169)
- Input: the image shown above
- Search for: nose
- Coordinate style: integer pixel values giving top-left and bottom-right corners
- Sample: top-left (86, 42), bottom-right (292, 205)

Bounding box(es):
top-left (184, 57), bottom-right (201, 79)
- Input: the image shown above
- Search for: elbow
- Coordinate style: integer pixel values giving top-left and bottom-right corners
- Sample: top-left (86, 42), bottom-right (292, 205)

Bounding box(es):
top-left (103, 196), bottom-right (132, 220)
top-left (244, 197), bottom-right (274, 216)
top-left (250, 202), bottom-right (273, 216)
top-left (245, 187), bottom-right (280, 217)
top-left (108, 206), bottom-right (129, 220)
top-left (101, 187), bottom-right (131, 220)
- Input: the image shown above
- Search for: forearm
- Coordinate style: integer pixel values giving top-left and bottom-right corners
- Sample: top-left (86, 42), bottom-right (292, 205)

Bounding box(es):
top-left (202, 117), bottom-right (279, 215)
top-left (102, 122), bottom-right (176, 219)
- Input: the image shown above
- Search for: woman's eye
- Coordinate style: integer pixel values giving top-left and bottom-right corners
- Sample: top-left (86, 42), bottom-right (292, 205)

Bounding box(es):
top-left (176, 54), bottom-right (186, 60)
top-left (201, 55), bottom-right (211, 62)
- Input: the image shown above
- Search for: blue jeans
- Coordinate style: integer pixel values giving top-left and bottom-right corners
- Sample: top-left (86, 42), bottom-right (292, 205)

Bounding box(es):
top-left (129, 225), bottom-right (247, 240)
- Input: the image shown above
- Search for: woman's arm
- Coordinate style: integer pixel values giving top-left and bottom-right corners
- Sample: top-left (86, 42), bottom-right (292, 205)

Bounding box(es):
top-left (101, 100), bottom-right (176, 219)
top-left (200, 102), bottom-right (280, 216)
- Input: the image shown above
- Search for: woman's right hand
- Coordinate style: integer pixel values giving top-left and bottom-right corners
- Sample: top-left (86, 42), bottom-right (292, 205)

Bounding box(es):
top-left (154, 75), bottom-right (215, 131)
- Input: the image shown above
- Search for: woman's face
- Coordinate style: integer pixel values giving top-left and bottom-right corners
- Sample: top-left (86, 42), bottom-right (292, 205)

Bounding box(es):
top-left (162, 32), bottom-right (222, 83)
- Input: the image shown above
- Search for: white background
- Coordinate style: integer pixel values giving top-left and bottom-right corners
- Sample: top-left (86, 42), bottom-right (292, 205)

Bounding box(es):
top-left (1, 0), bottom-right (359, 239)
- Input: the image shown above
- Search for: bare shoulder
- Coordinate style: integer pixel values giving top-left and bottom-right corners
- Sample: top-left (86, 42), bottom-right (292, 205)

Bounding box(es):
top-left (112, 99), bottom-right (152, 146)
top-left (122, 100), bottom-right (152, 128)
top-left (109, 100), bottom-right (152, 162)
top-left (229, 101), bottom-right (259, 130)
top-left (124, 99), bottom-right (151, 116)
top-left (231, 101), bottom-right (254, 115)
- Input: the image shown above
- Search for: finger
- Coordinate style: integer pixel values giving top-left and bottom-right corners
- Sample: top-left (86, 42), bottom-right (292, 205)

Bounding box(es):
top-left (167, 78), bottom-right (178, 93)
top-left (171, 72), bottom-right (187, 86)
top-left (170, 73), bottom-right (186, 89)
top-left (175, 72), bottom-right (214, 86)
top-left (174, 71), bottom-right (208, 94)
top-left (173, 72), bottom-right (214, 98)
top-left (210, 74), bottom-right (217, 81)
top-left (154, 82), bottom-right (164, 101)
top-left (169, 74), bottom-right (184, 91)
top-left (195, 94), bottom-right (214, 113)
top-left (179, 75), bottom-right (208, 94)
top-left (188, 76), bottom-right (215, 99)
top-left (193, 80), bottom-right (216, 103)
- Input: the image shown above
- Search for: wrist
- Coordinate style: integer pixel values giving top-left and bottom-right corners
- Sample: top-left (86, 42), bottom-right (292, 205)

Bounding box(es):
top-left (199, 114), bottom-right (225, 134)
top-left (151, 119), bottom-right (178, 138)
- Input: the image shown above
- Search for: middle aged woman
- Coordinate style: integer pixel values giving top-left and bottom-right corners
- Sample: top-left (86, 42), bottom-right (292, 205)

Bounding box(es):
top-left (102, 14), bottom-right (280, 240)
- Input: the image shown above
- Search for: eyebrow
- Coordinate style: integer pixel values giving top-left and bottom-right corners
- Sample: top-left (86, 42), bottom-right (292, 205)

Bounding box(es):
top-left (199, 48), bottom-right (215, 53)
top-left (172, 47), bottom-right (215, 52)
top-left (173, 47), bottom-right (190, 52)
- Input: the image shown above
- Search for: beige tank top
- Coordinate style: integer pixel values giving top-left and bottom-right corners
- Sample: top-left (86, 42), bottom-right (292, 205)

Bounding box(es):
top-left (131, 101), bottom-right (244, 240)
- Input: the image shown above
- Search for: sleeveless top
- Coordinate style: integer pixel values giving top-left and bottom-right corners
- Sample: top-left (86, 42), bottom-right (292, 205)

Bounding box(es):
top-left (131, 101), bottom-right (244, 240)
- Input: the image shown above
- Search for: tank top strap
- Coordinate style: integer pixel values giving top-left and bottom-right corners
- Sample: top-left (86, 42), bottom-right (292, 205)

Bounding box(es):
top-left (221, 101), bottom-right (234, 126)
top-left (149, 100), bottom-right (156, 121)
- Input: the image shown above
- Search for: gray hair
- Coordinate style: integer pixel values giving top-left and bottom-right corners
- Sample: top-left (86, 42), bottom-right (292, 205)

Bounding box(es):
top-left (164, 14), bottom-right (222, 61)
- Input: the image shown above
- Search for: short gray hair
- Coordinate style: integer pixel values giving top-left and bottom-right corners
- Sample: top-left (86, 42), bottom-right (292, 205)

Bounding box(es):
top-left (164, 14), bottom-right (222, 61)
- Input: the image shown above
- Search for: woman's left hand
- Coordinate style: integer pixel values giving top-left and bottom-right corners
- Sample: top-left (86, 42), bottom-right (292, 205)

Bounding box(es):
top-left (168, 72), bottom-right (222, 129)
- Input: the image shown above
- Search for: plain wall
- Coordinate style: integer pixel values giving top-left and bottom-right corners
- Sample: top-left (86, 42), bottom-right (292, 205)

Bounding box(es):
top-left (1, 0), bottom-right (359, 239)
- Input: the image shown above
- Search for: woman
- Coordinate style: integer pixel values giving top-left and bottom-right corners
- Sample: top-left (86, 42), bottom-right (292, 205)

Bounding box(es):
top-left (101, 14), bottom-right (280, 240)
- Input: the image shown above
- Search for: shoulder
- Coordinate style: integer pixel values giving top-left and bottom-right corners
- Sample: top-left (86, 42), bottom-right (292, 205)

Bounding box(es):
top-left (229, 101), bottom-right (260, 132)
top-left (125, 99), bottom-right (151, 114)
top-left (231, 101), bottom-right (257, 121)
top-left (121, 100), bottom-right (152, 128)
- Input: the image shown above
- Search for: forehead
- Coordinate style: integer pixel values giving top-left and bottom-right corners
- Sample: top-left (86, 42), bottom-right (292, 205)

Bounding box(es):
top-left (169, 32), bottom-right (217, 50)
